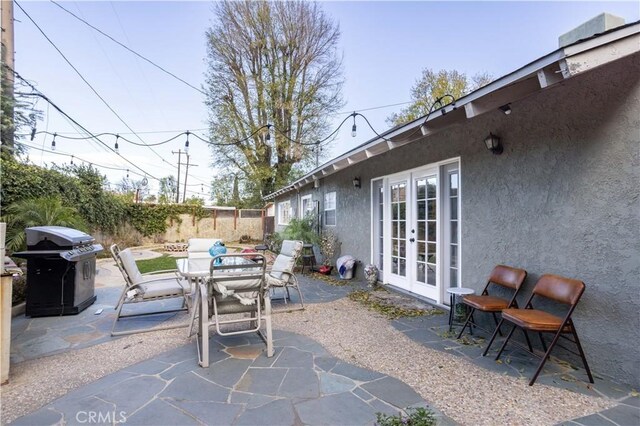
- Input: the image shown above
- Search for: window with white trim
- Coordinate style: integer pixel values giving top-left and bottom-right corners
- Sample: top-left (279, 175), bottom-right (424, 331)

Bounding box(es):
top-left (324, 192), bottom-right (336, 226)
top-left (278, 200), bottom-right (292, 225)
top-left (300, 195), bottom-right (313, 218)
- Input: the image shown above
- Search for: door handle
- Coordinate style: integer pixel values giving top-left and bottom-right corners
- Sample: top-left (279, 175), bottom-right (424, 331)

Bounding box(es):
top-left (409, 238), bottom-right (415, 243)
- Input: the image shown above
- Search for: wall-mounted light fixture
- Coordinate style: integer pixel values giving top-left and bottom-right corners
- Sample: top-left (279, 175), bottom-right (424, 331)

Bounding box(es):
top-left (313, 179), bottom-right (320, 189)
top-left (499, 104), bottom-right (512, 115)
top-left (484, 133), bottom-right (503, 155)
top-left (352, 177), bottom-right (361, 189)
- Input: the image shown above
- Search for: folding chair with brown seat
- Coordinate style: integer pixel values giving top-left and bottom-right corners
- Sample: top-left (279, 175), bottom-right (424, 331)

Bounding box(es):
top-left (456, 265), bottom-right (527, 340)
top-left (483, 274), bottom-right (594, 386)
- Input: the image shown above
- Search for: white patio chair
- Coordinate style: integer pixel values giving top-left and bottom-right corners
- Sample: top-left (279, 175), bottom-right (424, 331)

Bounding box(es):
top-left (110, 244), bottom-right (190, 336)
top-left (189, 253), bottom-right (273, 367)
top-left (266, 240), bottom-right (304, 311)
top-left (187, 238), bottom-right (222, 259)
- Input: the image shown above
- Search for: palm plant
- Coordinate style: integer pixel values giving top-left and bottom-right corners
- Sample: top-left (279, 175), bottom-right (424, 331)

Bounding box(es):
top-left (3, 196), bottom-right (86, 252)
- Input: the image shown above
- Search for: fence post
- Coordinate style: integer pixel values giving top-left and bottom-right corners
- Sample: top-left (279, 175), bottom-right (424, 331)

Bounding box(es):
top-left (234, 209), bottom-right (238, 231)
top-left (213, 209), bottom-right (217, 231)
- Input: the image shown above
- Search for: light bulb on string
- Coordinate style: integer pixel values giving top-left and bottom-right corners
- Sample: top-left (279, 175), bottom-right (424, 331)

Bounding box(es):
top-left (114, 135), bottom-right (119, 154)
top-left (351, 113), bottom-right (357, 137)
top-left (201, 184), bottom-right (204, 193)
top-left (265, 124), bottom-right (272, 141)
top-left (70, 155), bottom-right (74, 165)
top-left (51, 133), bottom-right (57, 151)
top-left (126, 169), bottom-right (129, 179)
top-left (184, 131), bottom-right (190, 153)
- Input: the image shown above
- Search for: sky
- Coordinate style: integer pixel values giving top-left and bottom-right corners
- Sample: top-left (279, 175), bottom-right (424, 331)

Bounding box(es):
top-left (12, 1), bottom-right (640, 201)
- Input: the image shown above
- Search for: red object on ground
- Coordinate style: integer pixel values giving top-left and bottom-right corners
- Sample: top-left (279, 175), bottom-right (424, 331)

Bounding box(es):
top-left (318, 265), bottom-right (332, 275)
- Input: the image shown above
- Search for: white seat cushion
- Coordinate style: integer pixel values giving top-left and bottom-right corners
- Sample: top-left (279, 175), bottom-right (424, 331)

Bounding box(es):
top-left (119, 248), bottom-right (144, 284)
top-left (188, 238), bottom-right (221, 258)
top-left (138, 278), bottom-right (186, 299)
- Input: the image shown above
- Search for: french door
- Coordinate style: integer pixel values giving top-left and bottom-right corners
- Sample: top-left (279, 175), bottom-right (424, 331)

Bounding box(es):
top-left (376, 160), bottom-right (460, 303)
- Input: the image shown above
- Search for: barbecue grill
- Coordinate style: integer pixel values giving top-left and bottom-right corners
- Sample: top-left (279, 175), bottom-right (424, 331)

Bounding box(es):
top-left (13, 226), bottom-right (103, 317)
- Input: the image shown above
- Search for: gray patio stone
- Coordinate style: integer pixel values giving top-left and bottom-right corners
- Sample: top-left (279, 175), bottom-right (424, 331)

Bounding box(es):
top-left (314, 356), bottom-right (338, 372)
top-left (217, 334), bottom-right (253, 347)
top-left (250, 350), bottom-right (279, 367)
top-left (154, 344), bottom-right (200, 364)
top-left (589, 378), bottom-right (637, 400)
top-left (534, 374), bottom-right (598, 397)
top-left (278, 368), bottom-right (320, 399)
top-left (19, 335), bottom-right (70, 359)
top-left (331, 361), bottom-right (384, 382)
top-left (11, 327), bottom-right (46, 342)
top-left (124, 359), bottom-right (171, 375)
top-left (230, 391), bottom-right (278, 409)
top-left (60, 370), bottom-right (139, 402)
top-left (159, 359), bottom-right (198, 380)
top-left (318, 371), bottom-right (356, 395)
top-left (620, 395), bottom-right (640, 408)
top-left (51, 395), bottom-right (116, 423)
top-left (10, 408), bottom-right (63, 426)
top-left (272, 347), bottom-right (314, 369)
top-left (164, 400), bottom-right (244, 425)
top-left (597, 404), bottom-right (640, 426)
top-left (295, 392), bottom-right (376, 426)
top-left (569, 412), bottom-right (617, 425)
top-left (353, 386), bottom-right (374, 402)
top-left (235, 398), bottom-right (296, 426)
top-left (235, 367), bottom-right (288, 395)
top-left (96, 376), bottom-right (167, 415)
top-left (195, 357), bottom-right (252, 388)
top-left (367, 398), bottom-right (400, 416)
top-left (124, 398), bottom-right (199, 425)
top-left (160, 372), bottom-right (229, 402)
top-left (361, 376), bottom-right (424, 409)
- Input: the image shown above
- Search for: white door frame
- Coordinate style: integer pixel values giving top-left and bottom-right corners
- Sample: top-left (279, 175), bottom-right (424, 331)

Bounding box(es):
top-left (372, 158), bottom-right (460, 304)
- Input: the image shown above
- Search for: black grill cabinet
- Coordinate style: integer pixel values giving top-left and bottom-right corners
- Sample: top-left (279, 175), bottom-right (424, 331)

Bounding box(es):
top-left (13, 226), bottom-right (103, 317)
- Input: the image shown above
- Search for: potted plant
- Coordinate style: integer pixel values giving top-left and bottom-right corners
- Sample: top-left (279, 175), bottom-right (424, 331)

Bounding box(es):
top-left (318, 231), bottom-right (339, 275)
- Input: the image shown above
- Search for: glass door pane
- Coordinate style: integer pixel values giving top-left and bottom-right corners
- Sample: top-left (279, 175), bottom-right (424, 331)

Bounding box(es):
top-left (390, 182), bottom-right (407, 277)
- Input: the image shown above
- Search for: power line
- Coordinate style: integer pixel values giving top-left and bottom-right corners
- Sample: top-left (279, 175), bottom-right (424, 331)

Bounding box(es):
top-left (15, 1), bottom-right (179, 171)
top-left (50, 0), bottom-right (207, 96)
top-left (6, 65), bottom-right (161, 181)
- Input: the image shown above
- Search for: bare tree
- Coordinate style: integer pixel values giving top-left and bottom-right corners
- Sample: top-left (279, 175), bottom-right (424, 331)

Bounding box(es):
top-left (205, 0), bottom-right (344, 203)
top-left (387, 69), bottom-right (492, 127)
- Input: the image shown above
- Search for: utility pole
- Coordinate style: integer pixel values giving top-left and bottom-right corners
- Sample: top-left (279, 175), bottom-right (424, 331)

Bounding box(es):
top-left (182, 154), bottom-right (189, 203)
top-left (1, 0), bottom-right (15, 149)
top-left (172, 149), bottom-right (182, 203)
top-left (181, 154), bottom-right (198, 203)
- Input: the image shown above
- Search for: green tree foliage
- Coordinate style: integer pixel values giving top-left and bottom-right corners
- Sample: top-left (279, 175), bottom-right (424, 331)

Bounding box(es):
top-left (387, 69), bottom-right (492, 127)
top-left (158, 175), bottom-right (177, 204)
top-left (205, 0), bottom-right (344, 205)
top-left (3, 196), bottom-right (86, 251)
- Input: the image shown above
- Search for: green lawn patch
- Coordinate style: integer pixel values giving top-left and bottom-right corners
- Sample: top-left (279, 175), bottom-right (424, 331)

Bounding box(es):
top-left (136, 255), bottom-right (185, 274)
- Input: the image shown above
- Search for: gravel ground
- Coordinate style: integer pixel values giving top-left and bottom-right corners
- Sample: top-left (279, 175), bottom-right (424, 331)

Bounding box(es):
top-left (275, 298), bottom-right (614, 426)
top-left (2, 297), bottom-right (614, 425)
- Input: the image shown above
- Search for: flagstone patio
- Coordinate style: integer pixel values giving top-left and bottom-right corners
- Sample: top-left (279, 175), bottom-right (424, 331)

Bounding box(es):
top-left (3, 252), bottom-right (639, 425)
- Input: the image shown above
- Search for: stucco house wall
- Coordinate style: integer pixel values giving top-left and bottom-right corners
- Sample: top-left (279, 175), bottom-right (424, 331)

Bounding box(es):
top-left (273, 52), bottom-right (640, 386)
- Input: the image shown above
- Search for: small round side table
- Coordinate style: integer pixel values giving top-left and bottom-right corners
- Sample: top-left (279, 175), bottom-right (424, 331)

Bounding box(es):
top-left (446, 287), bottom-right (475, 332)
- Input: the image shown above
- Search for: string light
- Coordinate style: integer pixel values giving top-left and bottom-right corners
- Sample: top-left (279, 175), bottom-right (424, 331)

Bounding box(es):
top-left (184, 131), bottom-right (190, 153)
top-left (51, 133), bottom-right (57, 151)
top-left (30, 125), bottom-right (37, 141)
top-left (351, 113), bottom-right (357, 137)
top-left (126, 169), bottom-right (129, 179)
top-left (70, 155), bottom-right (74, 165)
top-left (265, 124), bottom-right (272, 141)
top-left (114, 134), bottom-right (119, 153)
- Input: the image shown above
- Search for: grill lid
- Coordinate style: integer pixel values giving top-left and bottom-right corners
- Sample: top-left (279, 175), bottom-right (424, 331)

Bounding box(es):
top-left (26, 226), bottom-right (94, 248)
